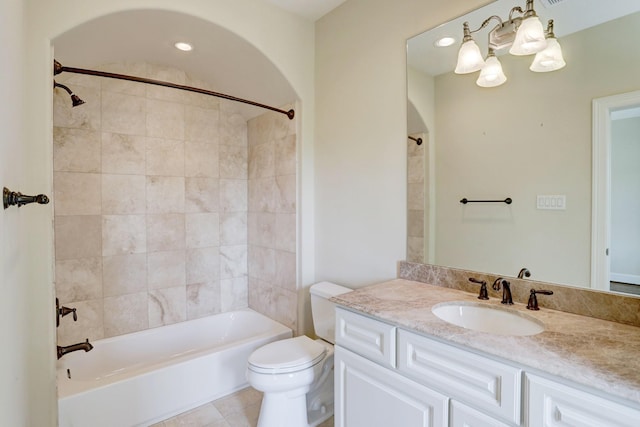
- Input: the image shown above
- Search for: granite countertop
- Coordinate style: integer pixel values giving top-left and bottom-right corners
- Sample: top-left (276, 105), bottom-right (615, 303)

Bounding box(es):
top-left (331, 279), bottom-right (640, 406)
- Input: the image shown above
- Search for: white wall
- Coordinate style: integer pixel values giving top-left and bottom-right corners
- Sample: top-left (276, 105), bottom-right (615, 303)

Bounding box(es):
top-left (1, 2), bottom-right (36, 426)
top-left (13, 0), bottom-right (314, 424)
top-left (314, 0), bottom-right (490, 287)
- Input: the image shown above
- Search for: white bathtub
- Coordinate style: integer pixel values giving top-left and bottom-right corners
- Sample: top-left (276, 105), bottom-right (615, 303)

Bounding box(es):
top-left (57, 309), bottom-right (291, 427)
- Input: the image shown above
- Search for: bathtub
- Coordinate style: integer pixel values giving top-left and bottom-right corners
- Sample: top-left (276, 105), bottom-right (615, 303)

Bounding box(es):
top-left (57, 309), bottom-right (291, 427)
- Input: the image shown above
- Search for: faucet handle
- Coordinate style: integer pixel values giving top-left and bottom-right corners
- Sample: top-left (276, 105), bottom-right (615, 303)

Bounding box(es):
top-left (469, 277), bottom-right (489, 300)
top-left (56, 298), bottom-right (78, 327)
top-left (492, 277), bottom-right (505, 291)
top-left (527, 289), bottom-right (554, 310)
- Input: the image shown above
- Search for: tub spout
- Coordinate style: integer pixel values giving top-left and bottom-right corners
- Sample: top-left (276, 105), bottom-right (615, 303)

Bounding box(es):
top-left (57, 339), bottom-right (93, 359)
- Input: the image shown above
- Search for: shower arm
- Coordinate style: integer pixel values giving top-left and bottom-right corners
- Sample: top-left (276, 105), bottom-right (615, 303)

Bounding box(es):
top-left (53, 60), bottom-right (295, 120)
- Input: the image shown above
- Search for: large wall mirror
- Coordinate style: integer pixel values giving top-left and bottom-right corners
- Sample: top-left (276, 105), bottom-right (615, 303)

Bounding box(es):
top-left (406, 0), bottom-right (640, 294)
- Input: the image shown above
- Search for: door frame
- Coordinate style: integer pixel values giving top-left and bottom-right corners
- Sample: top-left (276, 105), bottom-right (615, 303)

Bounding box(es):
top-left (591, 90), bottom-right (640, 290)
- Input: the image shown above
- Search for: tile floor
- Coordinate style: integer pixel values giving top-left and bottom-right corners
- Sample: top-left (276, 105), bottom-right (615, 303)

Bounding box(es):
top-left (151, 387), bottom-right (334, 427)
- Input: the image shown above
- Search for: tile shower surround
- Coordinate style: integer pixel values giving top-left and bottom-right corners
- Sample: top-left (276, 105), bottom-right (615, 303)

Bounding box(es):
top-left (53, 62), bottom-right (297, 345)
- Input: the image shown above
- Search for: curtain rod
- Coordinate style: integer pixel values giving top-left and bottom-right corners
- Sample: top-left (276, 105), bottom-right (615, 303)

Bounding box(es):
top-left (53, 60), bottom-right (295, 120)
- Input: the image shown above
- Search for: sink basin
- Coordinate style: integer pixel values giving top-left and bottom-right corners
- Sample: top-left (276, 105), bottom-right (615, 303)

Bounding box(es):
top-left (432, 302), bottom-right (544, 336)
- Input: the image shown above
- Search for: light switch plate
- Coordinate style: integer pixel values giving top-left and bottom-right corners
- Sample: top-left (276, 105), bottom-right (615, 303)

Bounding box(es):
top-left (537, 195), bottom-right (566, 210)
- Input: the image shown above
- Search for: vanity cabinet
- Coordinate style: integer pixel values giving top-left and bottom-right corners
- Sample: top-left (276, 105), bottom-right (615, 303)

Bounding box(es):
top-left (525, 373), bottom-right (640, 427)
top-left (335, 307), bottom-right (640, 427)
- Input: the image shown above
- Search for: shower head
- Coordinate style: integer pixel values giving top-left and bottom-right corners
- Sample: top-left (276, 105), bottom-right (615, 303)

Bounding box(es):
top-left (53, 81), bottom-right (85, 107)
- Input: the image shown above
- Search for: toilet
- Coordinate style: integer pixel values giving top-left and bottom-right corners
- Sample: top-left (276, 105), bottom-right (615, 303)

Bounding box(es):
top-left (247, 281), bottom-right (351, 427)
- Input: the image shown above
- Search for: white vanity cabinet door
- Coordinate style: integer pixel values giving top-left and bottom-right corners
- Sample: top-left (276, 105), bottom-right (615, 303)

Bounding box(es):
top-left (450, 400), bottom-right (512, 427)
top-left (335, 307), bottom-right (396, 368)
top-left (334, 345), bottom-right (448, 427)
top-left (525, 374), bottom-right (640, 427)
top-left (397, 329), bottom-right (521, 425)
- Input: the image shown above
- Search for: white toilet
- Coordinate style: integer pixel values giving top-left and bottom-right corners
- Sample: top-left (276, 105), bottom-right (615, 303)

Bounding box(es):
top-left (247, 281), bottom-right (351, 427)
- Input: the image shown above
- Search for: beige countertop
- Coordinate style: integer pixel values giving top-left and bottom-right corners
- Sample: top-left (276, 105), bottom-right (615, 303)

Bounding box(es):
top-left (331, 279), bottom-right (640, 406)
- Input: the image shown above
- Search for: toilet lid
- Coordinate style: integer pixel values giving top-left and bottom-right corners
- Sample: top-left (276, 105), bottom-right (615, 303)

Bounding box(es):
top-left (248, 336), bottom-right (326, 374)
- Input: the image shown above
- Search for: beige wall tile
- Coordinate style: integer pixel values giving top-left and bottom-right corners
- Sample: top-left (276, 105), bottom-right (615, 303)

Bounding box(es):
top-left (146, 65), bottom-right (187, 103)
top-left (248, 142), bottom-right (274, 179)
top-left (220, 212), bottom-right (247, 246)
top-left (185, 105), bottom-right (220, 143)
top-left (99, 62), bottom-right (147, 96)
top-left (102, 215), bottom-right (147, 256)
top-left (407, 182), bottom-right (425, 211)
top-left (248, 246), bottom-right (276, 283)
top-left (248, 178), bottom-right (276, 213)
top-left (55, 257), bottom-right (103, 303)
top-left (149, 286), bottom-right (186, 327)
top-left (146, 214), bottom-right (185, 253)
top-left (275, 174), bottom-right (296, 213)
top-left (148, 250), bottom-right (186, 290)
top-left (146, 138), bottom-right (185, 177)
top-left (186, 281), bottom-right (221, 320)
top-left (146, 176), bottom-right (185, 214)
top-left (185, 142), bottom-right (219, 178)
top-left (146, 99), bottom-right (185, 139)
top-left (53, 127), bottom-right (101, 173)
top-left (248, 212), bottom-right (275, 248)
top-left (186, 247), bottom-right (220, 285)
top-left (407, 209), bottom-right (424, 238)
top-left (186, 213), bottom-right (220, 249)
top-left (104, 292), bottom-right (149, 337)
top-left (102, 174), bottom-right (146, 214)
top-left (53, 172), bottom-right (101, 216)
top-left (247, 277), bottom-right (273, 317)
top-left (53, 84), bottom-right (101, 131)
top-left (272, 287), bottom-right (297, 331)
top-left (55, 215), bottom-right (102, 260)
top-left (275, 213), bottom-right (296, 253)
top-left (275, 250), bottom-right (296, 292)
top-left (274, 135), bottom-right (296, 176)
top-left (408, 155), bottom-right (424, 185)
top-left (185, 178), bottom-right (219, 213)
top-left (102, 253), bottom-right (147, 297)
top-left (220, 111), bottom-right (248, 147)
top-left (220, 179), bottom-right (248, 212)
top-left (102, 91), bottom-right (146, 135)
top-left (102, 133), bottom-right (146, 175)
top-left (220, 245), bottom-right (248, 280)
top-left (220, 277), bottom-right (248, 312)
top-left (56, 298), bottom-right (104, 344)
top-left (219, 144), bottom-right (248, 179)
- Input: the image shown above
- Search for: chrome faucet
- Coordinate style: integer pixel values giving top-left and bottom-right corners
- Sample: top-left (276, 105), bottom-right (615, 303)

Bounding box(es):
top-left (493, 278), bottom-right (513, 305)
top-left (57, 339), bottom-right (93, 359)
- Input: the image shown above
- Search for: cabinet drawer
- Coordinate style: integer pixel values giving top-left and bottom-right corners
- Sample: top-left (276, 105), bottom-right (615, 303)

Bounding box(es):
top-left (335, 308), bottom-right (396, 368)
top-left (450, 400), bottom-right (511, 427)
top-left (525, 373), bottom-right (640, 427)
top-left (397, 329), bottom-right (521, 425)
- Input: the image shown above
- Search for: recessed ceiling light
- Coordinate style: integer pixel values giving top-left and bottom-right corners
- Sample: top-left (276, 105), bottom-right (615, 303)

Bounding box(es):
top-left (174, 42), bottom-right (193, 52)
top-left (434, 36), bottom-right (456, 48)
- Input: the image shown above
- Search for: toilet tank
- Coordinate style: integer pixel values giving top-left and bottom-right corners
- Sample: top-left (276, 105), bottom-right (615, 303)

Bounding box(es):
top-left (310, 281), bottom-right (351, 343)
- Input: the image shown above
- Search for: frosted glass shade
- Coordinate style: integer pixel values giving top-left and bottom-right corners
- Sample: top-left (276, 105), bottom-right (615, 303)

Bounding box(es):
top-left (530, 37), bottom-right (566, 72)
top-left (476, 56), bottom-right (507, 87)
top-left (455, 40), bottom-right (485, 74)
top-left (509, 16), bottom-right (547, 55)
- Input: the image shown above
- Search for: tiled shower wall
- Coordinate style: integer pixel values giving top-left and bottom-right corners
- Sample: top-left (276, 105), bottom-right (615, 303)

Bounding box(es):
top-left (407, 132), bottom-right (427, 263)
top-left (53, 62), bottom-right (297, 344)
top-left (247, 110), bottom-right (297, 331)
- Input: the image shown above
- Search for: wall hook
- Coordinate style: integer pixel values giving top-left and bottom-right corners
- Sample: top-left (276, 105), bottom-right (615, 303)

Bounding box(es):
top-left (3, 187), bottom-right (50, 209)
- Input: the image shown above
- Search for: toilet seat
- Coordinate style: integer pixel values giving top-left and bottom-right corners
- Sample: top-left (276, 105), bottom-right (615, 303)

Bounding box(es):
top-left (248, 336), bottom-right (326, 374)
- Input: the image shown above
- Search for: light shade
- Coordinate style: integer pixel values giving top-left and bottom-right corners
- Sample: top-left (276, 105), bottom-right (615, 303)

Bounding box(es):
top-left (455, 39), bottom-right (485, 74)
top-left (509, 16), bottom-right (547, 55)
top-left (476, 54), bottom-right (507, 87)
top-left (530, 37), bottom-right (566, 72)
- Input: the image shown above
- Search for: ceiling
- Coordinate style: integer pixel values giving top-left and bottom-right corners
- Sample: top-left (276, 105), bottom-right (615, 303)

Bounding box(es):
top-left (53, 1), bottom-right (347, 120)
top-left (265, 0), bottom-right (347, 21)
